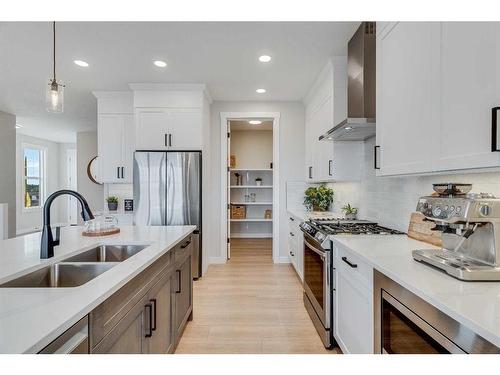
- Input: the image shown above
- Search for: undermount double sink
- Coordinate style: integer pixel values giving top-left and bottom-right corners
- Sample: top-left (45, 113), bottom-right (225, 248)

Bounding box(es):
top-left (0, 245), bottom-right (148, 288)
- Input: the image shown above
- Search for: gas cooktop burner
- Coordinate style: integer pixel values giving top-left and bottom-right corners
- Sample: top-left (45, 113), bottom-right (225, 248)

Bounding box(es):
top-left (305, 219), bottom-right (405, 236)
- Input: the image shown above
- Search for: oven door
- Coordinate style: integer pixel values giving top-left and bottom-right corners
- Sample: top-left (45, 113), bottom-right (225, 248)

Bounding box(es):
top-left (303, 235), bottom-right (330, 328)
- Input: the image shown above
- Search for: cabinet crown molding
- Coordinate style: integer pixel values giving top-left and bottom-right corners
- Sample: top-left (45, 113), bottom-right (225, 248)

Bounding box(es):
top-left (128, 83), bottom-right (212, 104)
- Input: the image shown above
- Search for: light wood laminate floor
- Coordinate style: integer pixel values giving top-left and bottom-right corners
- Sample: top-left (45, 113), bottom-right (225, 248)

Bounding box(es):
top-left (175, 238), bottom-right (340, 354)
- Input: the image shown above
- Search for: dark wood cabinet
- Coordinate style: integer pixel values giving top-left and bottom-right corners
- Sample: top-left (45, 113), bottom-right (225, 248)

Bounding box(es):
top-left (148, 270), bottom-right (174, 354)
top-left (174, 238), bottom-right (193, 347)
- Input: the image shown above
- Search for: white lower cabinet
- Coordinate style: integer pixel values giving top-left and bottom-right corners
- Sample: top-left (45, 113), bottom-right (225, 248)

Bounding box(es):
top-left (334, 244), bottom-right (373, 354)
top-left (288, 214), bottom-right (303, 281)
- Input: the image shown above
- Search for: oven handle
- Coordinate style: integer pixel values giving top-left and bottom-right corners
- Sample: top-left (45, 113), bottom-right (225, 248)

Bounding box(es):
top-left (304, 237), bottom-right (326, 260)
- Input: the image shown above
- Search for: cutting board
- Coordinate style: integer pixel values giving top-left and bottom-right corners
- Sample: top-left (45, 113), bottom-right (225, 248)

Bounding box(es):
top-left (407, 212), bottom-right (442, 247)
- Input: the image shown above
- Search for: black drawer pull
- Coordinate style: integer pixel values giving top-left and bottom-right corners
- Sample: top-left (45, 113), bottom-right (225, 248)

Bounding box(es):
top-left (342, 256), bottom-right (358, 268)
top-left (374, 145), bottom-right (381, 170)
top-left (176, 270), bottom-right (181, 293)
top-left (492, 107), bottom-right (500, 152)
top-left (145, 303), bottom-right (153, 337)
top-left (290, 217), bottom-right (295, 221)
top-left (150, 298), bottom-right (157, 331)
top-left (181, 240), bottom-right (191, 249)
top-left (290, 251), bottom-right (295, 257)
top-left (328, 160), bottom-right (333, 176)
top-left (289, 232), bottom-right (295, 237)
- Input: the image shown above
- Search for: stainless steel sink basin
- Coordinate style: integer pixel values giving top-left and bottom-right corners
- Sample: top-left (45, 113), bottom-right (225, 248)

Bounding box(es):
top-left (0, 263), bottom-right (117, 288)
top-left (63, 245), bottom-right (148, 263)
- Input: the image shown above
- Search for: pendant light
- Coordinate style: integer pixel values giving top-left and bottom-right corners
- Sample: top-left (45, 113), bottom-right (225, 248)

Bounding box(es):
top-left (46, 21), bottom-right (64, 113)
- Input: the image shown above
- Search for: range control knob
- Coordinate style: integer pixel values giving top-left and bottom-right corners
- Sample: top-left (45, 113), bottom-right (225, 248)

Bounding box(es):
top-left (479, 204), bottom-right (491, 217)
top-left (432, 206), bottom-right (442, 217)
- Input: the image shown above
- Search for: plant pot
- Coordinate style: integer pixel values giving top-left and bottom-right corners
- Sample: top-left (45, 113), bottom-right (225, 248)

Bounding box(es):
top-left (312, 205), bottom-right (326, 212)
top-left (345, 213), bottom-right (357, 220)
top-left (108, 202), bottom-right (118, 211)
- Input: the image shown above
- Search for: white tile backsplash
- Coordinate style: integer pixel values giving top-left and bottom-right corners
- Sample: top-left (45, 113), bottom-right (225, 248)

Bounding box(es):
top-left (104, 183), bottom-right (133, 212)
top-left (357, 137), bottom-right (500, 232)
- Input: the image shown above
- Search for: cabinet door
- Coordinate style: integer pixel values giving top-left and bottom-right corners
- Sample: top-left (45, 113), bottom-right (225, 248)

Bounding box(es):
top-left (121, 114), bottom-right (135, 182)
top-left (174, 252), bottom-right (193, 345)
top-left (169, 109), bottom-right (203, 150)
top-left (335, 266), bottom-right (373, 354)
top-left (92, 295), bottom-right (149, 354)
top-left (376, 22), bottom-right (439, 176)
top-left (98, 114), bottom-right (125, 183)
top-left (435, 22), bottom-right (500, 171)
top-left (148, 271), bottom-right (174, 354)
top-left (135, 109), bottom-right (170, 150)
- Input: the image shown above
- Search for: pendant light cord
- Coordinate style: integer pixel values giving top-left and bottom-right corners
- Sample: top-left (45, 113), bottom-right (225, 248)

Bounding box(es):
top-left (52, 21), bottom-right (56, 81)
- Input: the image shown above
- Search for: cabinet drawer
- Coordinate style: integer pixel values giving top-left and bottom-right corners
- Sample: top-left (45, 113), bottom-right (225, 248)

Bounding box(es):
top-left (335, 244), bottom-right (372, 287)
top-left (90, 251), bottom-right (172, 346)
top-left (39, 316), bottom-right (89, 354)
top-left (174, 235), bottom-right (193, 266)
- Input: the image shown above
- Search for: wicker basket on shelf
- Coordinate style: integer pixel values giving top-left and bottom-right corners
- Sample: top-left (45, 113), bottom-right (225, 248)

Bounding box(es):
top-left (230, 204), bottom-right (246, 219)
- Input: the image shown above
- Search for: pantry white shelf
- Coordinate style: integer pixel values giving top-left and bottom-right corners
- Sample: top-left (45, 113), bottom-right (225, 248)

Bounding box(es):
top-left (230, 202), bottom-right (273, 205)
top-left (230, 218), bottom-right (273, 222)
top-left (229, 185), bottom-right (273, 188)
top-left (230, 168), bottom-right (273, 172)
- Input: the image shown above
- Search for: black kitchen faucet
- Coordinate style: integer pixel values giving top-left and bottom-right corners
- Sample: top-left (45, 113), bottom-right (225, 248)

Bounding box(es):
top-left (40, 190), bottom-right (95, 259)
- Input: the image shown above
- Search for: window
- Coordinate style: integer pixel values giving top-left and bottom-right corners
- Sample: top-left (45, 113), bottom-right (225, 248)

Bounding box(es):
top-left (23, 146), bottom-right (45, 209)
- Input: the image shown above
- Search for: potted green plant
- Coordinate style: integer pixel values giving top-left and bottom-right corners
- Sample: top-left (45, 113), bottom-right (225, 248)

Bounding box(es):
top-left (106, 196), bottom-right (119, 211)
top-left (255, 177), bottom-right (263, 186)
top-left (304, 185), bottom-right (334, 212)
top-left (341, 203), bottom-right (358, 220)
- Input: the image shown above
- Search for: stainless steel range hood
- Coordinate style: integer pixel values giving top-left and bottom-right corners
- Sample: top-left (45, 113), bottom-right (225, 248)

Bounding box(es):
top-left (320, 22), bottom-right (376, 141)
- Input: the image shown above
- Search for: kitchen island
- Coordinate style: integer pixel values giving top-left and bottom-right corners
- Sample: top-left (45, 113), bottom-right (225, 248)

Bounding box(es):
top-left (0, 225), bottom-right (195, 354)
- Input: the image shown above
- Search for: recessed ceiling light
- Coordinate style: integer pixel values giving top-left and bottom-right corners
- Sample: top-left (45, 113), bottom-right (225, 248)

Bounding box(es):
top-left (249, 120), bottom-right (262, 125)
top-left (15, 124), bottom-right (23, 129)
top-left (258, 55), bottom-right (272, 63)
top-left (74, 60), bottom-right (89, 67)
top-left (154, 60), bottom-right (167, 68)
top-left (344, 126), bottom-right (353, 130)
top-left (327, 137), bottom-right (333, 140)
top-left (256, 88), bottom-right (266, 94)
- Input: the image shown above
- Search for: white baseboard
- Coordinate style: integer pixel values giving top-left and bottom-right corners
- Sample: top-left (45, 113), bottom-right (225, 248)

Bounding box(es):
top-left (230, 233), bottom-right (272, 238)
top-left (274, 256), bottom-right (291, 264)
top-left (208, 256), bottom-right (227, 264)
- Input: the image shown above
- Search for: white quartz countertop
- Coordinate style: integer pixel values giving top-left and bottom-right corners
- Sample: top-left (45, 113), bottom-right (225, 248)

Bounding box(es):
top-left (330, 234), bottom-right (500, 348)
top-left (0, 225), bottom-right (195, 354)
top-left (287, 208), bottom-right (342, 221)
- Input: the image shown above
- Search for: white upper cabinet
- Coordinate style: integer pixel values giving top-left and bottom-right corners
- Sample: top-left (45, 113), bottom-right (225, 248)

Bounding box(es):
top-left (376, 22), bottom-right (439, 176)
top-left (435, 22), bottom-right (500, 171)
top-left (377, 22), bottom-right (500, 176)
top-left (131, 84), bottom-right (210, 151)
top-left (304, 58), bottom-right (362, 182)
top-left (93, 92), bottom-right (135, 184)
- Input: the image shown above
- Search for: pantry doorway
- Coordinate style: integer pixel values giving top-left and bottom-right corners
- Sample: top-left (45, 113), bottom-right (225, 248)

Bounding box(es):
top-left (220, 112), bottom-right (280, 263)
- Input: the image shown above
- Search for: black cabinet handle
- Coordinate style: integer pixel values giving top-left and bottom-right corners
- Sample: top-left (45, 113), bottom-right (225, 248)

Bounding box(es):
top-left (117, 166), bottom-right (120, 179)
top-left (180, 240), bottom-right (191, 249)
top-left (374, 146), bottom-right (381, 170)
top-left (145, 303), bottom-right (153, 337)
top-left (290, 251), bottom-right (295, 257)
top-left (290, 232), bottom-right (295, 237)
top-left (492, 107), bottom-right (500, 151)
top-left (328, 160), bottom-right (333, 176)
top-left (342, 256), bottom-right (358, 268)
top-left (289, 217), bottom-right (294, 222)
top-left (169, 134), bottom-right (173, 147)
top-left (150, 299), bottom-right (157, 331)
top-left (176, 270), bottom-right (181, 293)
top-left (165, 134), bottom-right (168, 147)
top-left (308, 166), bottom-right (313, 179)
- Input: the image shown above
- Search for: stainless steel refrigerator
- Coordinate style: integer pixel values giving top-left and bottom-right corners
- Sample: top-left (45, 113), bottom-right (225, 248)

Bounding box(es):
top-left (133, 151), bottom-right (202, 278)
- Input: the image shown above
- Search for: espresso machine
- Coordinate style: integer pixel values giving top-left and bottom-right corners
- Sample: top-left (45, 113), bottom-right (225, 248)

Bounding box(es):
top-left (412, 183), bottom-right (500, 281)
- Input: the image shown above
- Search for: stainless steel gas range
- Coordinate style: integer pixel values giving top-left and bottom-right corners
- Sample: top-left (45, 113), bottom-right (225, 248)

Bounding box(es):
top-left (299, 218), bottom-right (404, 349)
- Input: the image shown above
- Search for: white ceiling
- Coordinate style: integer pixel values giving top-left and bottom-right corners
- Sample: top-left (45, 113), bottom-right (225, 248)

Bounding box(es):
top-left (0, 22), bottom-right (359, 143)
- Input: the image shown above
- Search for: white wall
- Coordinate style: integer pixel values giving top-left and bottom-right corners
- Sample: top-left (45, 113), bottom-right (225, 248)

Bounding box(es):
top-left (77, 131), bottom-right (104, 214)
top-left (230, 130), bottom-right (273, 169)
top-left (209, 101), bottom-right (305, 263)
top-left (0, 111), bottom-right (16, 238)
